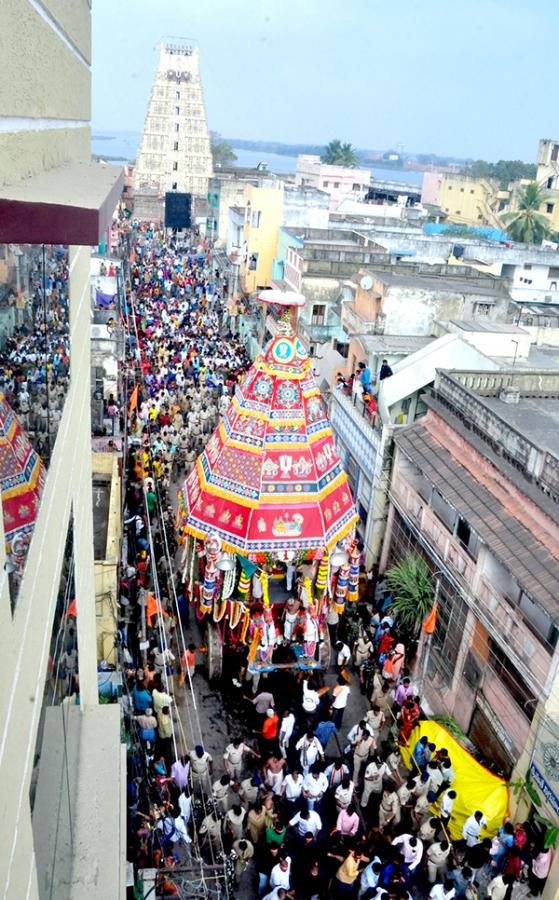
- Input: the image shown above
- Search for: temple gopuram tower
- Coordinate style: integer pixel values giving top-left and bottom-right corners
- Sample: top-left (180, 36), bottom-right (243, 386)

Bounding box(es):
top-left (133, 42), bottom-right (213, 201)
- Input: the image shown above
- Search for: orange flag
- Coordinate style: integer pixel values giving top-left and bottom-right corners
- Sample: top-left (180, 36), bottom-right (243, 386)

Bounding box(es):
top-left (422, 601), bottom-right (438, 634)
top-left (65, 599), bottom-right (77, 618)
top-left (146, 592), bottom-right (169, 627)
top-left (128, 385), bottom-right (139, 416)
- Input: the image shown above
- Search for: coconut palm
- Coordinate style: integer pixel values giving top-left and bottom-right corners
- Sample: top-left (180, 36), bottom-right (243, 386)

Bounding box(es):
top-left (385, 553), bottom-right (434, 633)
top-left (501, 182), bottom-right (552, 244)
top-left (322, 140), bottom-right (359, 168)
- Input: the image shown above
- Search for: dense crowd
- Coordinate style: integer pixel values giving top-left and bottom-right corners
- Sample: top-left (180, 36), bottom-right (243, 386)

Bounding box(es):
top-left (0, 245), bottom-right (70, 457)
top-left (117, 224), bottom-right (553, 899)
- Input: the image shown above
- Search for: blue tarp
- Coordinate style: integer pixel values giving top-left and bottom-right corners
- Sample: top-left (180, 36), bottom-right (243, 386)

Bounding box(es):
top-left (423, 223), bottom-right (509, 242)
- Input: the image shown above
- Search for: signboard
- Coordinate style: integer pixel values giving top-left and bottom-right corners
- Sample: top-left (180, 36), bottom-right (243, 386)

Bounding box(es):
top-left (530, 718), bottom-right (559, 818)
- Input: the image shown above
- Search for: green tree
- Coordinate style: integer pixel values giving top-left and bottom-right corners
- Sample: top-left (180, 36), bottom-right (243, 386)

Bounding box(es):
top-left (501, 182), bottom-right (552, 244)
top-left (210, 134), bottom-right (237, 168)
top-left (385, 553), bottom-right (434, 633)
top-left (322, 139), bottom-right (359, 167)
top-left (462, 159), bottom-right (537, 188)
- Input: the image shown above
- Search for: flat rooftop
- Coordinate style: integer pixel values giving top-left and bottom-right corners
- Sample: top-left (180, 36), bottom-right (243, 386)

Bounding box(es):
top-left (360, 334), bottom-right (434, 354)
top-left (483, 395), bottom-right (559, 457)
top-left (373, 270), bottom-right (507, 297)
top-left (448, 319), bottom-right (528, 334)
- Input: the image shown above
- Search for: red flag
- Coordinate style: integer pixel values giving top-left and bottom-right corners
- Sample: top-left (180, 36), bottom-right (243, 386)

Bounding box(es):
top-left (422, 601), bottom-right (438, 634)
top-left (128, 385), bottom-right (139, 416)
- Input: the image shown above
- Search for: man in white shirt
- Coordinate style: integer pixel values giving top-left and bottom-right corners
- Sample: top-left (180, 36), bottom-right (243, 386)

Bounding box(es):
top-left (392, 833), bottom-right (424, 871)
top-left (289, 808), bottom-right (322, 838)
top-left (334, 640), bottom-right (351, 669)
top-left (302, 767), bottom-right (328, 811)
top-left (429, 880), bottom-right (456, 900)
top-left (296, 731), bottom-right (324, 775)
top-left (302, 679), bottom-right (321, 715)
top-left (281, 769), bottom-right (304, 812)
top-left (278, 710), bottom-right (295, 759)
top-left (269, 856), bottom-right (292, 891)
top-left (462, 810), bottom-right (487, 847)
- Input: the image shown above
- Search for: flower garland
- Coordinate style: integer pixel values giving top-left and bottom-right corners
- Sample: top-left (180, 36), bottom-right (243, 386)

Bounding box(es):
top-left (333, 561), bottom-right (350, 615)
top-left (237, 570), bottom-right (251, 601)
top-left (229, 599), bottom-right (243, 630)
top-left (240, 607), bottom-right (251, 644)
top-left (347, 544), bottom-right (360, 603)
top-left (260, 572), bottom-right (270, 608)
top-left (200, 561), bottom-right (216, 614)
top-left (314, 552), bottom-right (329, 603)
top-left (221, 561), bottom-right (236, 600)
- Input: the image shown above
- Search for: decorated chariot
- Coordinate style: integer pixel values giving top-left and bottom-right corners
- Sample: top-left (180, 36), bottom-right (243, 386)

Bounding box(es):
top-left (177, 293), bottom-right (361, 680)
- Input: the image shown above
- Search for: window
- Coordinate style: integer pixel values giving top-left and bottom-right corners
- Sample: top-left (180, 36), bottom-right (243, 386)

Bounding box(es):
top-left (547, 203), bottom-right (554, 214)
top-left (352, 182), bottom-right (361, 191)
top-left (311, 304), bottom-right (326, 325)
top-left (173, 141), bottom-right (179, 151)
top-left (455, 516), bottom-right (481, 559)
top-left (175, 90), bottom-right (181, 100)
top-left (455, 210), bottom-right (461, 215)
top-left (524, 263), bottom-right (532, 270)
top-left (175, 123), bottom-right (180, 132)
top-left (172, 182), bottom-right (177, 190)
top-left (474, 302), bottom-right (492, 317)
top-left (488, 638), bottom-right (537, 718)
top-left (173, 162), bottom-right (178, 171)
top-left (547, 177), bottom-right (554, 189)
top-left (175, 106), bottom-right (180, 115)
top-left (460, 187), bottom-right (464, 192)
top-left (250, 210), bottom-right (261, 228)
top-left (323, 181), bottom-right (329, 187)
top-left (448, 185), bottom-right (452, 191)
top-left (334, 182), bottom-right (340, 188)
top-left (431, 488), bottom-right (456, 532)
top-left (552, 144), bottom-right (559, 162)
top-left (248, 253), bottom-right (258, 271)
top-left (470, 189), bottom-right (475, 194)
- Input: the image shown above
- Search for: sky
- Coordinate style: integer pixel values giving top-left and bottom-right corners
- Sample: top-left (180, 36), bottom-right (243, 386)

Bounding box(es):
top-left (92, 0), bottom-right (559, 161)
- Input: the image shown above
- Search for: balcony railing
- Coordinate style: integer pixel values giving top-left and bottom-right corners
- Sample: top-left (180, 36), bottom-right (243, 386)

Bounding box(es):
top-left (330, 388), bottom-right (380, 447)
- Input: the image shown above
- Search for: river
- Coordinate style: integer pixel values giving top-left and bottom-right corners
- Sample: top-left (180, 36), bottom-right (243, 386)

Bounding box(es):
top-left (91, 131), bottom-right (424, 186)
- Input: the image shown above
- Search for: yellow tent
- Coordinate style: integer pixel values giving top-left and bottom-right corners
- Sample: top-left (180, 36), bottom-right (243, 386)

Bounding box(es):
top-left (400, 721), bottom-right (509, 841)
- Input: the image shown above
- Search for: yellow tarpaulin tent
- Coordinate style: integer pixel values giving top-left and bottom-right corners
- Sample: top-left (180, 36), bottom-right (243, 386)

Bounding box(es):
top-left (400, 721), bottom-right (509, 841)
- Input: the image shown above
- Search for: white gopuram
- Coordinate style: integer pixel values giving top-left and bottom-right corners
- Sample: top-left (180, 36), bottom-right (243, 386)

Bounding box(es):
top-left (134, 41), bottom-right (213, 200)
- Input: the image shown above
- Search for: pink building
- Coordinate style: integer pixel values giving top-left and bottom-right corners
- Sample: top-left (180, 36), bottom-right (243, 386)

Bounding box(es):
top-left (421, 171), bottom-right (443, 207)
top-left (295, 154), bottom-right (370, 211)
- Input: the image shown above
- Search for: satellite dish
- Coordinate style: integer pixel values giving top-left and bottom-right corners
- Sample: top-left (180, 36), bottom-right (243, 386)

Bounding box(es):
top-left (360, 275), bottom-right (373, 291)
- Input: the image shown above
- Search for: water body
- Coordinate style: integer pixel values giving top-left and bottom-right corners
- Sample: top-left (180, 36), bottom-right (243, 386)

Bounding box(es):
top-left (91, 131), bottom-right (424, 186)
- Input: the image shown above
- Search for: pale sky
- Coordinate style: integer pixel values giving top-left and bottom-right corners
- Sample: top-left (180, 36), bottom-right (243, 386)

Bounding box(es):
top-left (92, 0), bottom-right (559, 161)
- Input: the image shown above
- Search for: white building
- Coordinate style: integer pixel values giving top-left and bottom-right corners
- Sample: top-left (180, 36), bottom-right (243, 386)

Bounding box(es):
top-left (134, 42), bottom-right (213, 199)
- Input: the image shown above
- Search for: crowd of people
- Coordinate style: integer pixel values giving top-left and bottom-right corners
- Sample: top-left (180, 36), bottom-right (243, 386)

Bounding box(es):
top-left (115, 223), bottom-right (552, 899)
top-left (0, 245), bottom-right (70, 458)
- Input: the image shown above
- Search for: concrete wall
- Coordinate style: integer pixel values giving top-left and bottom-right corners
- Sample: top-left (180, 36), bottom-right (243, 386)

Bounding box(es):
top-left (381, 284), bottom-right (510, 335)
top-left (243, 183), bottom-right (284, 292)
top-left (0, 0), bottom-right (91, 187)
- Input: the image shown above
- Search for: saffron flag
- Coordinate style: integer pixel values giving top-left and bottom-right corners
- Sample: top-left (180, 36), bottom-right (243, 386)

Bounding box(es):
top-left (422, 601), bottom-right (438, 634)
top-left (146, 592), bottom-right (169, 627)
top-left (65, 599), bottom-right (77, 618)
top-left (129, 384), bottom-right (139, 416)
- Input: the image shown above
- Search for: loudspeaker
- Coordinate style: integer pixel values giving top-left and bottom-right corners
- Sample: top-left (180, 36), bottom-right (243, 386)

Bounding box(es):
top-left (164, 192), bottom-right (192, 229)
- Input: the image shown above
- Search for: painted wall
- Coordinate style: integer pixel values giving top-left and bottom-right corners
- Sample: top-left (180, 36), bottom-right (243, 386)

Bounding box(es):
top-left (243, 183), bottom-right (284, 292)
top-left (295, 155), bottom-right (370, 210)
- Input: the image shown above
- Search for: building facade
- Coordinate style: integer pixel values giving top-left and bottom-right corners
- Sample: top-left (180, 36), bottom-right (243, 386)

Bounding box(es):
top-left (134, 42), bottom-right (213, 199)
top-left (379, 369), bottom-right (559, 895)
top-left (0, 2), bottom-right (125, 897)
top-left (295, 154), bottom-right (371, 210)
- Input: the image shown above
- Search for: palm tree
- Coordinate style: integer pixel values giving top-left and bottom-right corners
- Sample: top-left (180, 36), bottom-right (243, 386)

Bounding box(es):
top-left (322, 140), bottom-right (359, 168)
top-left (501, 182), bottom-right (552, 244)
top-left (385, 553), bottom-right (434, 634)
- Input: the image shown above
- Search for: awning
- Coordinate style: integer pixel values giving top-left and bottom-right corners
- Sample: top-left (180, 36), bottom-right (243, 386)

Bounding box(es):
top-left (0, 161), bottom-right (124, 245)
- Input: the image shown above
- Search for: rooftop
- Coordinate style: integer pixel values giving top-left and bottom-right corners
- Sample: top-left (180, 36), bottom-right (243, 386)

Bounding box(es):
top-left (372, 269), bottom-right (507, 297)
top-left (359, 334), bottom-right (434, 354)
top-left (395, 417), bottom-right (559, 618)
top-left (483, 396), bottom-right (559, 458)
top-left (448, 320), bottom-right (528, 334)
